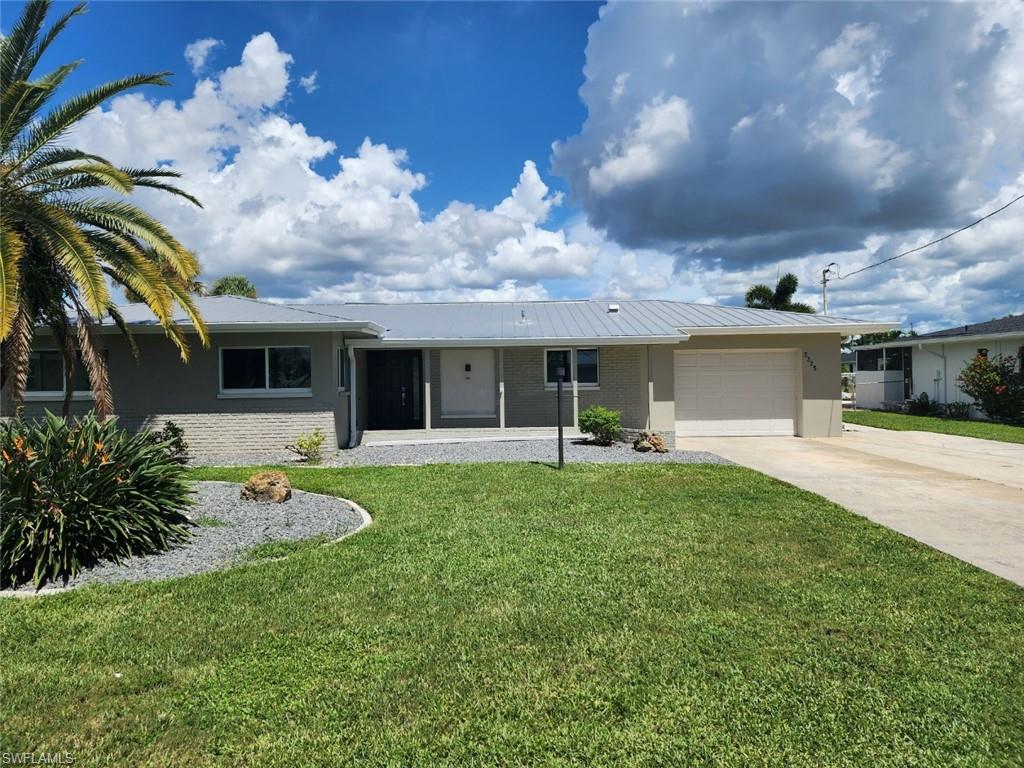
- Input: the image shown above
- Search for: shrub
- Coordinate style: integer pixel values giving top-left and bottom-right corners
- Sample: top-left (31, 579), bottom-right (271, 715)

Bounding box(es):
top-left (957, 353), bottom-right (1024, 425)
top-left (0, 412), bottom-right (194, 589)
top-left (907, 392), bottom-right (942, 416)
top-left (286, 427), bottom-right (326, 464)
top-left (944, 401), bottom-right (972, 420)
top-left (578, 405), bottom-right (622, 446)
top-left (149, 420), bottom-right (189, 464)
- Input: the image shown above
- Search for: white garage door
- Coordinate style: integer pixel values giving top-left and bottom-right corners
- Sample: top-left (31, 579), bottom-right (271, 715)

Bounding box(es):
top-left (674, 350), bottom-right (796, 436)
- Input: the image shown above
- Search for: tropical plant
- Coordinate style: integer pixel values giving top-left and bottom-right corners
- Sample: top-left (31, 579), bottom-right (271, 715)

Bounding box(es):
top-left (286, 427), bottom-right (325, 463)
top-left (0, 411), bottom-right (194, 589)
top-left (956, 353), bottom-right (1024, 425)
top-left (124, 248), bottom-right (207, 302)
top-left (0, 0), bottom-right (208, 420)
top-left (745, 273), bottom-right (815, 314)
top-left (210, 274), bottom-right (257, 299)
top-left (578, 405), bottom-right (622, 446)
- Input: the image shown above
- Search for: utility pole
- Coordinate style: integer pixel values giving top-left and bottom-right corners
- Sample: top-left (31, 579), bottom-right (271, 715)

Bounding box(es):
top-left (821, 262), bottom-right (838, 315)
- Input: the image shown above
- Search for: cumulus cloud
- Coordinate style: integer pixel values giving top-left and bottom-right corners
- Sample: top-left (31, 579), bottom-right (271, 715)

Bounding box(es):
top-left (299, 71), bottom-right (319, 94)
top-left (183, 37), bottom-right (221, 75)
top-left (74, 33), bottom-right (596, 303)
top-left (553, 1), bottom-right (1024, 327)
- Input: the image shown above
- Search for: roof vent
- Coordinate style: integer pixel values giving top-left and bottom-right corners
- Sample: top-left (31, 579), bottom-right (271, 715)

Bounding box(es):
top-left (608, 303), bottom-right (620, 314)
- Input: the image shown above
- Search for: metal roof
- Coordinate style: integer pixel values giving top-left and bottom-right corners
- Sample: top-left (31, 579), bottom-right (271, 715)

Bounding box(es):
top-left (103, 296), bottom-right (377, 332)
top-left (913, 314), bottom-right (1024, 340)
top-left (295, 300), bottom-right (891, 341)
top-left (104, 296), bottom-right (892, 340)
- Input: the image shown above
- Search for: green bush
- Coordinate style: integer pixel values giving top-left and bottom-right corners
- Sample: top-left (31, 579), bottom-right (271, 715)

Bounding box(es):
top-left (957, 353), bottom-right (1024, 425)
top-left (286, 427), bottom-right (326, 464)
top-left (944, 401), bottom-right (972, 420)
top-left (0, 412), bottom-right (194, 589)
top-left (578, 405), bottom-right (622, 446)
top-left (907, 392), bottom-right (942, 416)
top-left (149, 420), bottom-right (189, 464)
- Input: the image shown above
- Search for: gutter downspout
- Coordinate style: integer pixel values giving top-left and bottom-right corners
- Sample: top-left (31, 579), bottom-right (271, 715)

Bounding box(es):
top-left (918, 342), bottom-right (947, 403)
top-left (347, 345), bottom-right (358, 448)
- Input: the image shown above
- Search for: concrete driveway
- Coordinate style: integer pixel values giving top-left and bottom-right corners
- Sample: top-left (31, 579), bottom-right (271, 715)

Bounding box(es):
top-left (686, 424), bottom-right (1024, 586)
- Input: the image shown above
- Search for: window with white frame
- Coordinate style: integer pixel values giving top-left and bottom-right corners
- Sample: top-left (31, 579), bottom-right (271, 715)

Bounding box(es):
top-left (544, 348), bottom-right (600, 388)
top-left (220, 346), bottom-right (311, 394)
top-left (25, 350), bottom-right (99, 397)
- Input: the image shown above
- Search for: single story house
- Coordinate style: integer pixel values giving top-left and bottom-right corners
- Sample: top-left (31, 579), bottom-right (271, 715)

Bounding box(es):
top-left (854, 314), bottom-right (1024, 411)
top-left (4, 297), bottom-right (892, 454)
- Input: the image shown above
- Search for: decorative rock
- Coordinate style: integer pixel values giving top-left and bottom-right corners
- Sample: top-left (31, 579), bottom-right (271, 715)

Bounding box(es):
top-left (633, 431), bottom-right (669, 454)
top-left (240, 471), bottom-right (292, 503)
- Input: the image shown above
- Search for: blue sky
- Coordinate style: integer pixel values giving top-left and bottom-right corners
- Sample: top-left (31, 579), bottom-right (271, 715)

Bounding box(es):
top-left (6, 1), bottom-right (1023, 329)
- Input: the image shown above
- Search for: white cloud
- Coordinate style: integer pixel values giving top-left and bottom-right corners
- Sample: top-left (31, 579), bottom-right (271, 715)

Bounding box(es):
top-left (73, 33), bottom-right (598, 304)
top-left (588, 95), bottom-right (692, 194)
top-left (184, 37), bottom-right (221, 75)
top-left (554, 0), bottom-right (1024, 328)
top-left (299, 71), bottom-right (319, 94)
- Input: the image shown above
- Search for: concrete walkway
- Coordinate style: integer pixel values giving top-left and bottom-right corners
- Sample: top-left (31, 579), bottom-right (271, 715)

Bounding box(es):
top-left (685, 424), bottom-right (1024, 586)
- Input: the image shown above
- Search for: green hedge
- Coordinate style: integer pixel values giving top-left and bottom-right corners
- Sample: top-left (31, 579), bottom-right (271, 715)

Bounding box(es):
top-left (0, 412), bottom-right (194, 589)
top-left (578, 405), bottom-right (622, 446)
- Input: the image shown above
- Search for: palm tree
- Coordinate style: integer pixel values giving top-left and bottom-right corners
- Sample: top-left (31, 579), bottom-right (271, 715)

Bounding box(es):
top-left (745, 273), bottom-right (815, 314)
top-left (1, 0), bottom-right (208, 418)
top-left (210, 274), bottom-right (257, 299)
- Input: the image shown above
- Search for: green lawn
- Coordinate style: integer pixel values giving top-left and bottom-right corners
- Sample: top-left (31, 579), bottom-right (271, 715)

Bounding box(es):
top-left (844, 409), bottom-right (1024, 444)
top-left (2, 464), bottom-right (1022, 766)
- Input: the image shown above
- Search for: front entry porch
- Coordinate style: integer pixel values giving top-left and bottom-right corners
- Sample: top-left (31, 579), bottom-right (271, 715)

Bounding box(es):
top-left (360, 426), bottom-right (583, 447)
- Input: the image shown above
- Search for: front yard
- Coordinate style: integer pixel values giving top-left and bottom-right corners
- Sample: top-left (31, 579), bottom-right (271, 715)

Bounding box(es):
top-left (844, 409), bottom-right (1024, 444)
top-left (2, 463), bottom-right (1022, 766)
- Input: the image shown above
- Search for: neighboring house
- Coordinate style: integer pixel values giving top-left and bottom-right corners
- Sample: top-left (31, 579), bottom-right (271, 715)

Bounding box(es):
top-left (3, 297), bottom-right (892, 454)
top-left (854, 314), bottom-right (1024, 410)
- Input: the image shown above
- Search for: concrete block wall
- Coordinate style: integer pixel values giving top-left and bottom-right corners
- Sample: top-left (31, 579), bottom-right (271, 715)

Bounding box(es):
top-left (3, 330), bottom-right (346, 455)
top-left (504, 345), bottom-right (648, 430)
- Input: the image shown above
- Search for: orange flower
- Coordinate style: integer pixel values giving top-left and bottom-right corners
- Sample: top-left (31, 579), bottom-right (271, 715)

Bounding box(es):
top-left (1, 449), bottom-right (11, 462)
top-left (13, 436), bottom-right (25, 452)
top-left (100, 453), bottom-right (110, 464)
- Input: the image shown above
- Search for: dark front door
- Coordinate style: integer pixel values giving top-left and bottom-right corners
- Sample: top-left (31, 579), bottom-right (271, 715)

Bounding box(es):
top-left (367, 350), bottom-right (422, 429)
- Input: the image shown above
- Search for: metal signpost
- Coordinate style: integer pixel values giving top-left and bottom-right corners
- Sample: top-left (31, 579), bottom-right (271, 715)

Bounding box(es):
top-left (556, 365), bottom-right (565, 469)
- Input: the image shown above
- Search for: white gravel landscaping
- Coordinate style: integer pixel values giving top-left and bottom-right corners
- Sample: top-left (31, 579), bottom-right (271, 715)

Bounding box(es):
top-left (4, 481), bottom-right (367, 595)
top-left (190, 438), bottom-right (730, 467)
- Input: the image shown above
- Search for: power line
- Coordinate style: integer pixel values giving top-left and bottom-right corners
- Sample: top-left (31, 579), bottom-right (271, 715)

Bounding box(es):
top-left (837, 191), bottom-right (1024, 281)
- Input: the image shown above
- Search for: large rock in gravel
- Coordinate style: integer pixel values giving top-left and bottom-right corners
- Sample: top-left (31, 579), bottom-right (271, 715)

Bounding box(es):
top-left (240, 471), bottom-right (292, 503)
top-left (633, 431), bottom-right (669, 454)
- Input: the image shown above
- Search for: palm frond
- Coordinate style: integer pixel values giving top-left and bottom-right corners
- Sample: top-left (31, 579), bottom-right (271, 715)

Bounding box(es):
top-left (1, 302), bottom-right (35, 413)
top-left (72, 299), bottom-right (113, 419)
top-left (62, 198), bottom-right (199, 279)
top-left (0, 225), bottom-right (25, 340)
top-left (127, 177), bottom-right (203, 208)
top-left (163, 276), bottom-right (210, 356)
top-left (1, 61), bottom-right (81, 152)
top-left (0, 0), bottom-right (50, 89)
top-left (10, 192), bottom-right (110, 316)
top-left (104, 302), bottom-right (139, 361)
top-left (16, 161), bottom-right (135, 195)
top-left (11, 72), bottom-right (171, 171)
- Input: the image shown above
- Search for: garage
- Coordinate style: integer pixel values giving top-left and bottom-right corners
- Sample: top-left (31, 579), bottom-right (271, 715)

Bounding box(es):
top-left (674, 350), bottom-right (797, 436)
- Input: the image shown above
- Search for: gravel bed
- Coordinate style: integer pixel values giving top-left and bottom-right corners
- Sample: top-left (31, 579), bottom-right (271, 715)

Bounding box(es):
top-left (190, 438), bottom-right (730, 467)
top-left (7, 481), bottom-right (364, 594)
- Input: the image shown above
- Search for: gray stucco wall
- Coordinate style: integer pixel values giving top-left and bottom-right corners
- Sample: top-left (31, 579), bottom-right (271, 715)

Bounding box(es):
top-left (3, 330), bottom-right (348, 455)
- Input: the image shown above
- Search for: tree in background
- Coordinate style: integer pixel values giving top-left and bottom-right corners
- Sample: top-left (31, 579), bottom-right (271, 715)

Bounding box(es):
top-left (210, 274), bottom-right (257, 299)
top-left (744, 273), bottom-right (815, 314)
top-left (957, 353), bottom-right (1024, 425)
top-left (1, 0), bottom-right (208, 418)
top-left (852, 329), bottom-right (917, 346)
